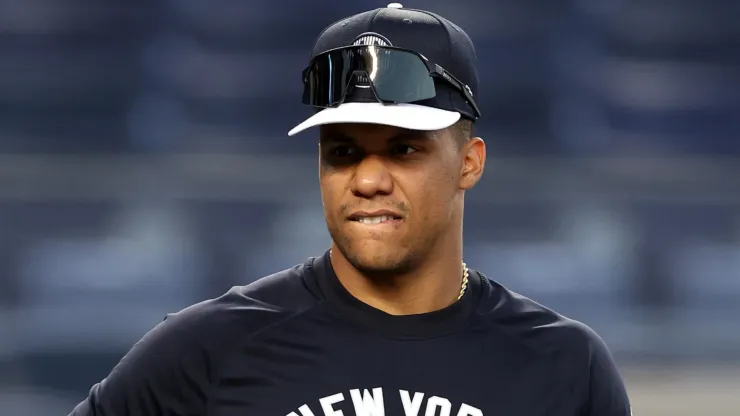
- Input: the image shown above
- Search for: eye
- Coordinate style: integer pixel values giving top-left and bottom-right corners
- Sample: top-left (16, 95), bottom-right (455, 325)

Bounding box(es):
top-left (330, 145), bottom-right (356, 157)
top-left (391, 144), bottom-right (418, 155)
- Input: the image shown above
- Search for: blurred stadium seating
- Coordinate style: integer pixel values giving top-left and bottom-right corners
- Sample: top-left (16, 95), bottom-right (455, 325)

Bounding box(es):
top-left (0, 0), bottom-right (738, 414)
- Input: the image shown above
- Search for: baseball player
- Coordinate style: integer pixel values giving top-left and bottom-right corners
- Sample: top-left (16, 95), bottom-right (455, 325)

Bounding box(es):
top-left (70, 4), bottom-right (631, 415)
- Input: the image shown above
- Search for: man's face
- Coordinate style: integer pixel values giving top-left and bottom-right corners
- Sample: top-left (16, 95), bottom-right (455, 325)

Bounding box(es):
top-left (318, 122), bottom-right (484, 275)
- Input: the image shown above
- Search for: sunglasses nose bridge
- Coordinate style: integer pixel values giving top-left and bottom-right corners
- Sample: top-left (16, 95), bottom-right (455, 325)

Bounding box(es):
top-left (341, 70), bottom-right (384, 104)
top-left (350, 69), bottom-right (371, 85)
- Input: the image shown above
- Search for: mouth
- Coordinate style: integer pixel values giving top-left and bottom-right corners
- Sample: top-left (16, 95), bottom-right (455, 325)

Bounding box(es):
top-left (348, 211), bottom-right (404, 225)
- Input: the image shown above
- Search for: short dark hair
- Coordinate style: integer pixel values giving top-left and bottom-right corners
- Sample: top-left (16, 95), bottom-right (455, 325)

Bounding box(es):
top-left (452, 118), bottom-right (473, 148)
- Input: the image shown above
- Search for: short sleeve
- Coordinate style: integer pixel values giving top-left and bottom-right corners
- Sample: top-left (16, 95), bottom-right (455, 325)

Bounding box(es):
top-left (68, 312), bottom-right (215, 416)
top-left (582, 330), bottom-right (631, 416)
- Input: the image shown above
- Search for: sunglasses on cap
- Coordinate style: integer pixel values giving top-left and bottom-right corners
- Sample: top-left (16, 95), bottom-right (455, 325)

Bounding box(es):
top-left (301, 45), bottom-right (481, 120)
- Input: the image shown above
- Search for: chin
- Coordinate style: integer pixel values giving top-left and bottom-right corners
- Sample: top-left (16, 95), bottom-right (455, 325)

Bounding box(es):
top-left (329, 224), bottom-right (417, 274)
top-left (341, 244), bottom-right (415, 276)
top-left (349, 258), bottom-right (412, 277)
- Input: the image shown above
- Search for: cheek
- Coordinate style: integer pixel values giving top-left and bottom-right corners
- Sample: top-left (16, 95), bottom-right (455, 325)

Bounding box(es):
top-left (406, 170), bottom-right (457, 219)
top-left (319, 177), bottom-right (342, 216)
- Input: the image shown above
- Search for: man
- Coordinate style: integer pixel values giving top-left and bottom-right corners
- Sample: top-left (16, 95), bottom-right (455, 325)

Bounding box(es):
top-left (70, 4), bottom-right (631, 415)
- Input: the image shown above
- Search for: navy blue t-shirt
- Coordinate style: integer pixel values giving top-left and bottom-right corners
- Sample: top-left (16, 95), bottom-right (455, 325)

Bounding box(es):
top-left (69, 250), bottom-right (631, 415)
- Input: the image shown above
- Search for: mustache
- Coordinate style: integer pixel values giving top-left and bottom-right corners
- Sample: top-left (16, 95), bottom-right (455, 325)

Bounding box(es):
top-left (339, 201), bottom-right (409, 216)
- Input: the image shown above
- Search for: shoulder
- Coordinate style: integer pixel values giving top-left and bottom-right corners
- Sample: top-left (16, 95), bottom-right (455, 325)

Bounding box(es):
top-left (69, 260), bottom-right (321, 415)
top-left (474, 272), bottom-right (612, 367)
top-left (474, 272), bottom-right (630, 413)
top-left (167, 260), bottom-right (321, 343)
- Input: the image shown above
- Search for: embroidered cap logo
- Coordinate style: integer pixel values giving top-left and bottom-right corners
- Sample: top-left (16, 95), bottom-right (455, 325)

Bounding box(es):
top-left (350, 33), bottom-right (393, 87)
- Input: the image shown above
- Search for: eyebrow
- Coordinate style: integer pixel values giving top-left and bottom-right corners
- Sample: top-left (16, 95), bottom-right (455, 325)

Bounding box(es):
top-left (389, 130), bottom-right (432, 142)
top-left (319, 133), bottom-right (353, 144)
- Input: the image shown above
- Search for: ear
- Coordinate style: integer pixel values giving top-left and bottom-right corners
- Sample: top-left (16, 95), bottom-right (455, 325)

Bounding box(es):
top-left (459, 137), bottom-right (486, 190)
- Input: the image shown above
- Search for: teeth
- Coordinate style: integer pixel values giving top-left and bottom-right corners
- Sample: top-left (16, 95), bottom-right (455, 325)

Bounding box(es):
top-left (358, 215), bottom-right (394, 224)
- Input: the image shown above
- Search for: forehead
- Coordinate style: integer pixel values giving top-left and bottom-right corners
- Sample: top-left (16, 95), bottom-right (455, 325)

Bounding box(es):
top-left (319, 123), bottom-right (444, 143)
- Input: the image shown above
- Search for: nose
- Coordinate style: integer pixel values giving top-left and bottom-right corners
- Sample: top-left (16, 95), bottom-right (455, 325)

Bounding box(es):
top-left (350, 155), bottom-right (393, 198)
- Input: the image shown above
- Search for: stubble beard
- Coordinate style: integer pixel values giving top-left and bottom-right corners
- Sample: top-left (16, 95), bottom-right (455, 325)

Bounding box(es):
top-left (328, 224), bottom-right (423, 279)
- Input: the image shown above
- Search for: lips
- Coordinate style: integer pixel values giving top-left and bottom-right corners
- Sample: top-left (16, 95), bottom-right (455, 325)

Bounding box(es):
top-left (347, 210), bottom-right (403, 224)
top-left (354, 215), bottom-right (396, 224)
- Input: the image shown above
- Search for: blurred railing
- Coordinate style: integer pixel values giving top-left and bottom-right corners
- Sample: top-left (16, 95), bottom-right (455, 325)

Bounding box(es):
top-left (0, 154), bottom-right (738, 203)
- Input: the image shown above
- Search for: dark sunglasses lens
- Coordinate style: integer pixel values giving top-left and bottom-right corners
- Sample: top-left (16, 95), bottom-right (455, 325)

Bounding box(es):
top-left (372, 48), bottom-right (436, 103)
top-left (305, 51), bottom-right (348, 107)
top-left (305, 47), bottom-right (436, 107)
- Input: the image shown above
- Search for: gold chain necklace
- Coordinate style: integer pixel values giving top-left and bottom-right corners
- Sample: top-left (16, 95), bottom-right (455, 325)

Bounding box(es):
top-left (330, 249), bottom-right (469, 301)
top-left (458, 262), bottom-right (469, 300)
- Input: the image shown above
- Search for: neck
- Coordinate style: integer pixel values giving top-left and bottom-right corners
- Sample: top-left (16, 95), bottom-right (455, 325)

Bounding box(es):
top-left (329, 237), bottom-right (464, 316)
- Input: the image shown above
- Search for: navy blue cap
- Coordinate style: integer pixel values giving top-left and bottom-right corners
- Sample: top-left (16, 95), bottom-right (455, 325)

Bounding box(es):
top-left (288, 4), bottom-right (480, 136)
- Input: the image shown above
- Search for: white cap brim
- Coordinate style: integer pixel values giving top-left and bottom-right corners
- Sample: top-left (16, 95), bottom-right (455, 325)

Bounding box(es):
top-left (287, 102), bottom-right (461, 136)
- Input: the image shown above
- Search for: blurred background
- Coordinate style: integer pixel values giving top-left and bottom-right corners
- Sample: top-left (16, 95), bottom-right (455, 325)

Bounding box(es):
top-left (0, 0), bottom-right (738, 414)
